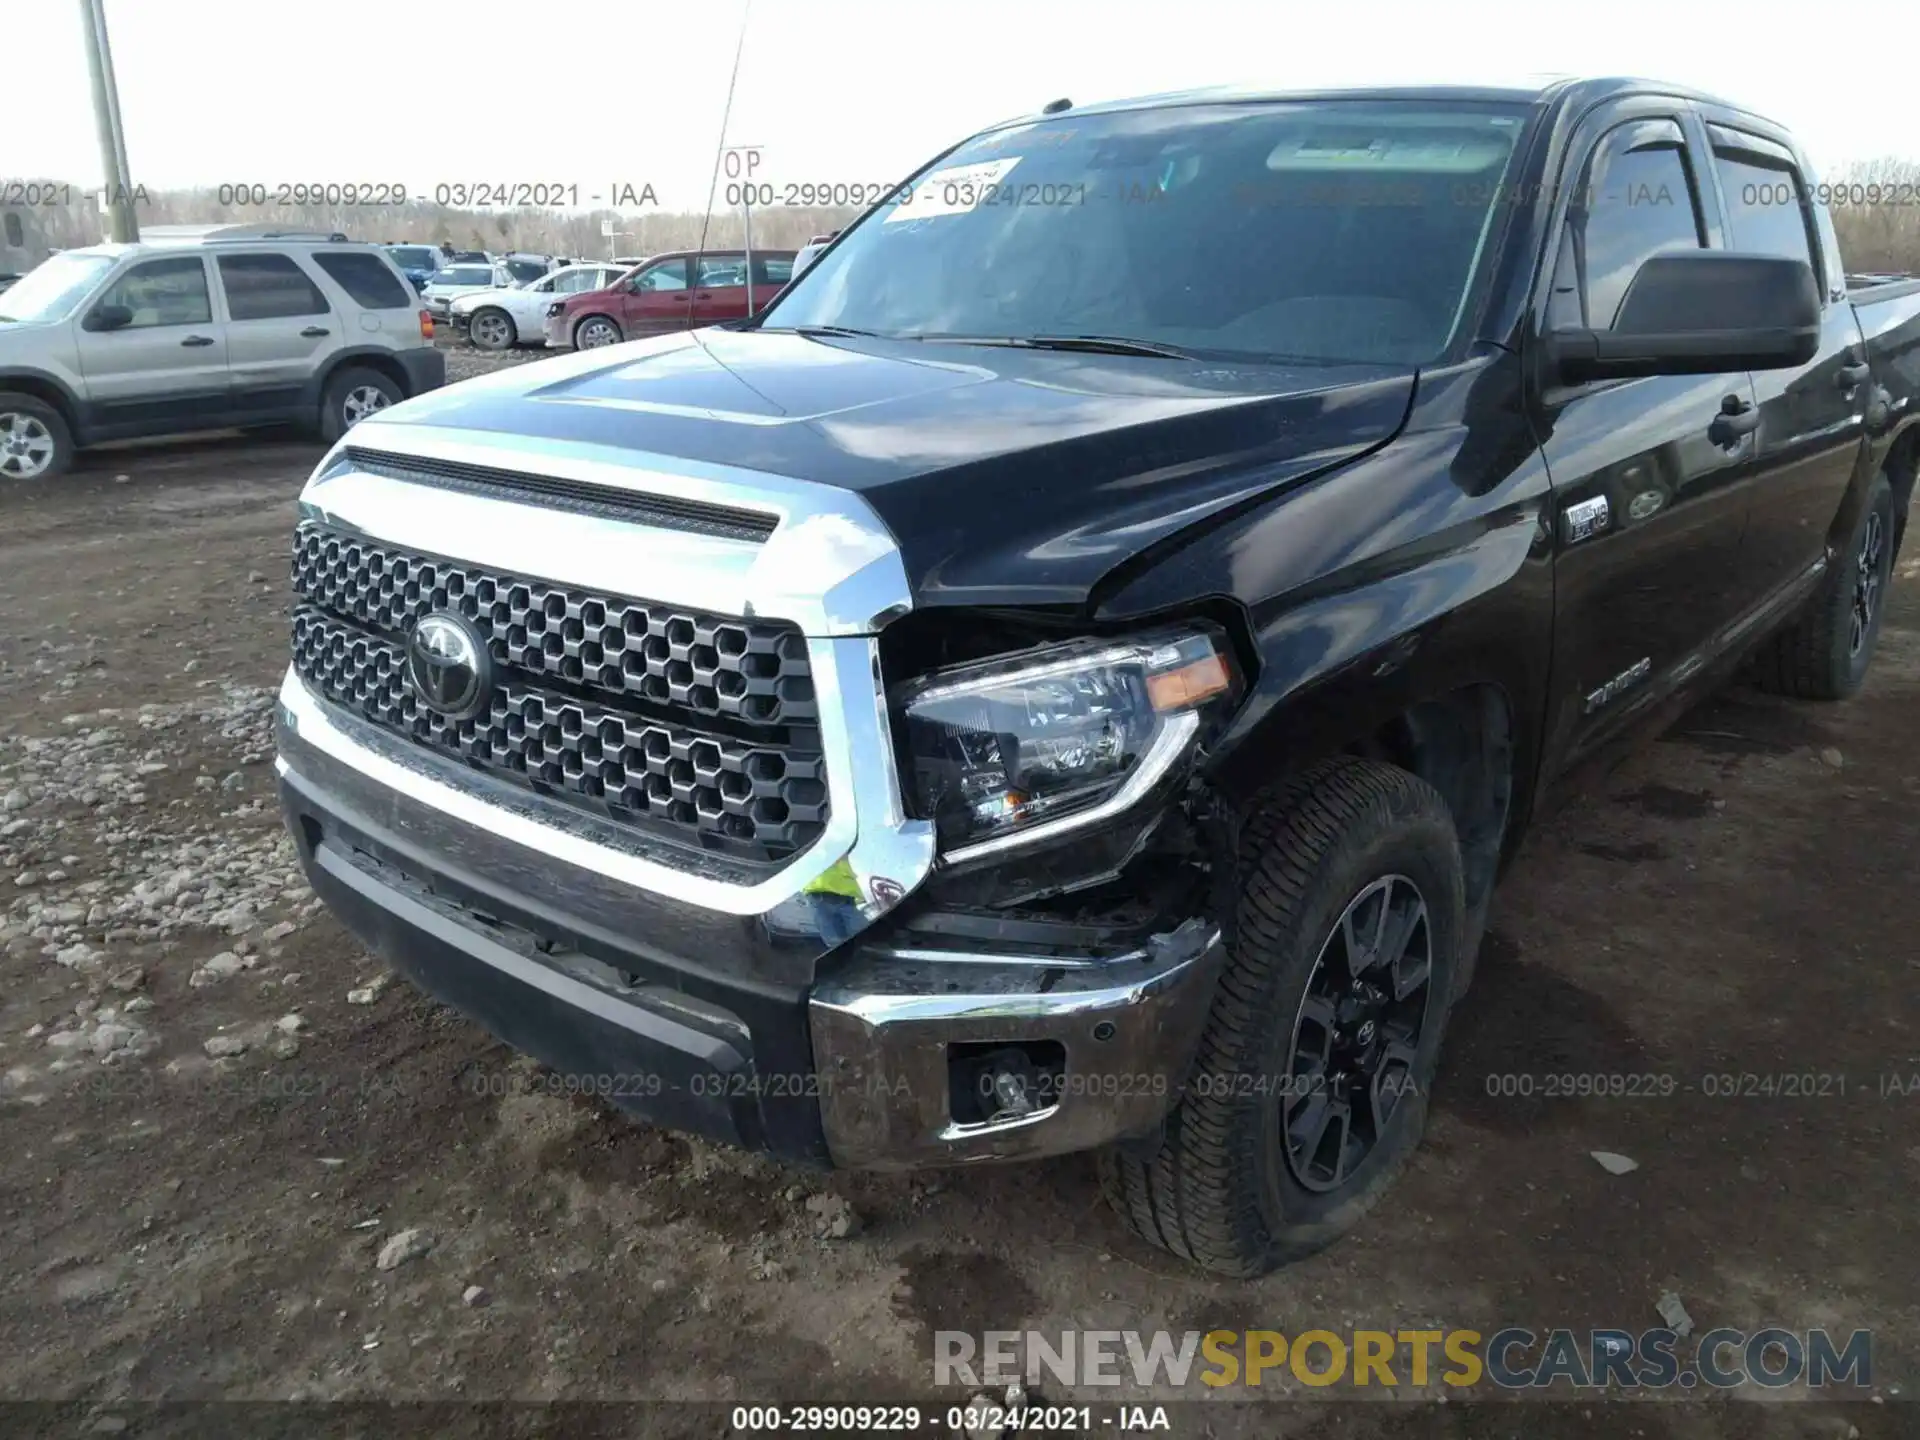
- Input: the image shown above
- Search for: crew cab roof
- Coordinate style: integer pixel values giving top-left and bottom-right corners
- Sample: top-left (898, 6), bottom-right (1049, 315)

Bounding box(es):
top-left (991, 76), bottom-right (1783, 132)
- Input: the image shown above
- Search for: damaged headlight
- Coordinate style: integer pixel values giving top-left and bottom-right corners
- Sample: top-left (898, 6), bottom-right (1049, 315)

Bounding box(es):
top-left (896, 629), bottom-right (1237, 861)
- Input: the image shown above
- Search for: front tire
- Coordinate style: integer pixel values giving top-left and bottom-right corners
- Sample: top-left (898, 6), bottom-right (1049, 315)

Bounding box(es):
top-left (468, 306), bottom-right (517, 350)
top-left (0, 391), bottom-right (73, 483)
top-left (1102, 758), bottom-right (1464, 1277)
top-left (573, 314), bottom-right (623, 350)
top-left (1752, 472), bottom-right (1895, 700)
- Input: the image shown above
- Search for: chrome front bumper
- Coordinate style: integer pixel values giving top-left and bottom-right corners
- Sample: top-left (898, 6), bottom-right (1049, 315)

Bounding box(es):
top-left (281, 667), bottom-right (1224, 1170)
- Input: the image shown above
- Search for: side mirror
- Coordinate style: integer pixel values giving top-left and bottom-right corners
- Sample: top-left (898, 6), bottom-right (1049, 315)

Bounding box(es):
top-left (1547, 252), bottom-right (1821, 383)
top-left (84, 303), bottom-right (134, 332)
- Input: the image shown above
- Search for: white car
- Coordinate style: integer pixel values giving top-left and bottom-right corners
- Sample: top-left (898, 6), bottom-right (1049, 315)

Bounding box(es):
top-left (419, 262), bottom-right (508, 322)
top-left (449, 261), bottom-right (634, 350)
top-left (793, 232), bottom-right (839, 277)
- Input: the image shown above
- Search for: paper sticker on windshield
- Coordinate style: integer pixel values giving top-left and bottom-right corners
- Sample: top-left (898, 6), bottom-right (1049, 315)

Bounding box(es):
top-left (886, 157), bottom-right (1023, 221)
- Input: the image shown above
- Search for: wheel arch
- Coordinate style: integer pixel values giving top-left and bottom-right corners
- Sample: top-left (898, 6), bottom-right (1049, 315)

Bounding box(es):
top-left (314, 349), bottom-right (410, 404)
top-left (572, 311), bottom-right (622, 344)
top-left (1881, 419), bottom-right (1919, 563)
top-left (1337, 685), bottom-right (1514, 917)
top-left (0, 369), bottom-right (85, 444)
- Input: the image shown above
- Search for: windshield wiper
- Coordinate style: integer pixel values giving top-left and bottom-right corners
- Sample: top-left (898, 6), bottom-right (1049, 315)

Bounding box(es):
top-left (1024, 334), bottom-right (1196, 359)
top-left (916, 333), bottom-right (1196, 360)
top-left (763, 324), bottom-right (885, 339)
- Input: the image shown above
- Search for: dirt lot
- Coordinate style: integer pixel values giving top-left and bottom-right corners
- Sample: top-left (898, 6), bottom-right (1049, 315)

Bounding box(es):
top-left (0, 344), bottom-right (1914, 1439)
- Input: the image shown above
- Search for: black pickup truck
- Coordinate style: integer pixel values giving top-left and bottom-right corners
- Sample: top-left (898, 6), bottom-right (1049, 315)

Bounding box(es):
top-left (277, 77), bottom-right (1920, 1277)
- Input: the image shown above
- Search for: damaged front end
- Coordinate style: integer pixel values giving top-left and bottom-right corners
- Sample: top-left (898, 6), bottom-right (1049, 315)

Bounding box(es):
top-left (806, 611), bottom-right (1244, 1169)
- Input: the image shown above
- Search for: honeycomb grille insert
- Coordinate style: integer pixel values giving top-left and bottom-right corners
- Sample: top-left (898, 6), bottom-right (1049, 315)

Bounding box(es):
top-left (292, 522), bottom-right (814, 726)
top-left (289, 525), bottom-right (829, 865)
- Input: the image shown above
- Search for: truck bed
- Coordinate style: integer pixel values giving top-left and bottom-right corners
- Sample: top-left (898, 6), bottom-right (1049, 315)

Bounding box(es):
top-left (1848, 273), bottom-right (1920, 304)
top-left (1848, 274), bottom-right (1920, 549)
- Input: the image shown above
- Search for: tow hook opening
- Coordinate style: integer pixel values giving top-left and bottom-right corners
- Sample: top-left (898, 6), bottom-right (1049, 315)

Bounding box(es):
top-left (948, 1041), bottom-right (1066, 1127)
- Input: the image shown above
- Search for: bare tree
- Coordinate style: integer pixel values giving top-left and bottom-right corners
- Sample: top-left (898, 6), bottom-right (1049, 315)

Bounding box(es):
top-left (1826, 158), bottom-right (1920, 275)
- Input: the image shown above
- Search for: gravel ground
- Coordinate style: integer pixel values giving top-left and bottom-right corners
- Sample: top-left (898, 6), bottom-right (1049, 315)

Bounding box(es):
top-left (0, 345), bottom-right (1914, 1438)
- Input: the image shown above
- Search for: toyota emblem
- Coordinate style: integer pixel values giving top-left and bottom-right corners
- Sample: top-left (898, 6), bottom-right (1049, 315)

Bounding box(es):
top-left (407, 612), bottom-right (491, 720)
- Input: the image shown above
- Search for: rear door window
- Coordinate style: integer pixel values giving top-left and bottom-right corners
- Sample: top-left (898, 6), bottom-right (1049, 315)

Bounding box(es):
top-left (313, 252), bottom-right (413, 309)
top-left (1710, 146), bottom-right (1819, 271)
top-left (217, 253), bottom-right (329, 320)
top-left (695, 256), bottom-right (747, 288)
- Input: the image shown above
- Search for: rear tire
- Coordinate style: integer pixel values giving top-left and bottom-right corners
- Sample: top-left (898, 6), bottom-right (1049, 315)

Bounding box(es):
top-left (0, 391), bottom-right (73, 483)
top-left (318, 367), bottom-right (403, 444)
top-left (1101, 758), bottom-right (1464, 1277)
top-left (1752, 472), bottom-right (1895, 700)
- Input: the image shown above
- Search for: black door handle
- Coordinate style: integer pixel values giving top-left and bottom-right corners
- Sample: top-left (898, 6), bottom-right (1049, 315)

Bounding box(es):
top-left (1708, 395), bottom-right (1761, 448)
top-left (180, 334), bottom-right (215, 348)
top-left (300, 325), bottom-right (330, 338)
top-left (1837, 360), bottom-right (1871, 389)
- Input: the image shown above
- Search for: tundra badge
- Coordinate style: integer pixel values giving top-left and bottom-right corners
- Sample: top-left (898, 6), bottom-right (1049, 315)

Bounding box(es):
top-left (1584, 656), bottom-right (1652, 715)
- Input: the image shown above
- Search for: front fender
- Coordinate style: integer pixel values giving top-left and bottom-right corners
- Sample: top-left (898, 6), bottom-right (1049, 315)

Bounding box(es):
top-left (1094, 353), bottom-right (1555, 840)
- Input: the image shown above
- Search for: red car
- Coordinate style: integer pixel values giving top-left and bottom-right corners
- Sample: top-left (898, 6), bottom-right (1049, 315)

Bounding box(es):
top-left (543, 249), bottom-right (796, 350)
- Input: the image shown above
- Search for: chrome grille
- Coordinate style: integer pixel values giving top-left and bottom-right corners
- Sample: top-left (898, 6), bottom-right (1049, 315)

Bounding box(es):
top-left (289, 523), bottom-right (828, 863)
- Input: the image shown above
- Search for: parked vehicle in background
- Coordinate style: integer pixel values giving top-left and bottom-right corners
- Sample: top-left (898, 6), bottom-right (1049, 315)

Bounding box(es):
top-left (273, 78), bottom-right (1920, 1276)
top-left (450, 261), bottom-right (633, 350)
top-left (498, 253), bottom-right (555, 287)
top-left (0, 222), bottom-right (443, 481)
top-left (385, 244), bottom-right (442, 294)
top-left (3, 206), bottom-right (54, 293)
top-left (543, 249), bottom-right (794, 349)
top-left (793, 232), bottom-right (838, 276)
top-left (421, 262), bottom-right (509, 321)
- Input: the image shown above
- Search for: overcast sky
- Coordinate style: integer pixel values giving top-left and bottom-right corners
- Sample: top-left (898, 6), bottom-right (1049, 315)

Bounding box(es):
top-left (8, 0), bottom-right (1917, 210)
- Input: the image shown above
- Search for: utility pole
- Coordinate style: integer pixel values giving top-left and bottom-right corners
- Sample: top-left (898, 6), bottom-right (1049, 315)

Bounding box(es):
top-left (79, 0), bottom-right (138, 242)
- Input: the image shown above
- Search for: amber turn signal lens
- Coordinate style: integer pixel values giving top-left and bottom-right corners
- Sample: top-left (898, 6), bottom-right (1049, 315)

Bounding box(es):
top-left (1147, 654), bottom-right (1232, 712)
top-left (419, 310), bottom-right (434, 339)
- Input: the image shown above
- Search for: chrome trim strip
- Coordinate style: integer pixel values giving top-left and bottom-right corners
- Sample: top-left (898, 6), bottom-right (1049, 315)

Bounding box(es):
top-left (279, 654), bottom-right (933, 919)
top-left (300, 422), bottom-right (912, 636)
top-left (285, 423), bottom-right (937, 916)
top-left (938, 711), bottom-right (1201, 867)
top-left (867, 946), bottom-right (1110, 971)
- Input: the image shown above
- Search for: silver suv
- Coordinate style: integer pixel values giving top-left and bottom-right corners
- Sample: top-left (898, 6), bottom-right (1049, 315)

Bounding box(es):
top-left (0, 223), bottom-right (446, 482)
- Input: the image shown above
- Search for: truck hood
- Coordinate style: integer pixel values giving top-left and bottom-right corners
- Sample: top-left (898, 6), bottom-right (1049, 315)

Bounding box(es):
top-left (366, 328), bottom-right (1416, 609)
top-left (0, 317), bottom-right (65, 350)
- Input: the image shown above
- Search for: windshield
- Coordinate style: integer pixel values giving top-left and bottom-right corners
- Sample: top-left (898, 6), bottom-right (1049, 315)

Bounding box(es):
top-left (763, 100), bottom-right (1530, 366)
top-left (0, 252), bottom-right (117, 323)
top-left (433, 265), bottom-right (494, 286)
top-left (389, 246), bottom-right (437, 270)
